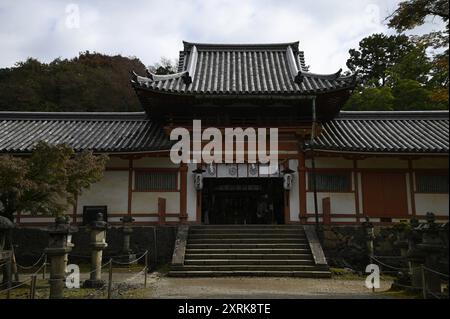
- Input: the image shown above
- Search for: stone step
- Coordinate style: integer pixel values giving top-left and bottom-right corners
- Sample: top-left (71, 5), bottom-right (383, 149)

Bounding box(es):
top-left (184, 253), bottom-right (313, 259)
top-left (186, 248), bottom-right (310, 254)
top-left (188, 238), bottom-right (307, 244)
top-left (190, 229), bottom-right (306, 235)
top-left (189, 225), bottom-right (304, 232)
top-left (184, 259), bottom-right (315, 265)
top-left (169, 270), bottom-right (331, 278)
top-left (186, 243), bottom-right (310, 249)
top-left (172, 265), bottom-right (323, 271)
top-left (189, 233), bottom-right (307, 239)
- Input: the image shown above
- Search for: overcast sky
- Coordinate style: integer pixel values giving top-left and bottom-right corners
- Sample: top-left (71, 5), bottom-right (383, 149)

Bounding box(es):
top-left (0, 0), bottom-right (445, 72)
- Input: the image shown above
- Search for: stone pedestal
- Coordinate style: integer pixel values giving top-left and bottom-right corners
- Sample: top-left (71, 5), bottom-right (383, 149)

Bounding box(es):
top-left (362, 217), bottom-right (374, 262)
top-left (45, 216), bottom-right (77, 299)
top-left (0, 216), bottom-right (14, 288)
top-left (83, 213), bottom-right (108, 288)
top-left (117, 216), bottom-right (136, 264)
top-left (403, 219), bottom-right (424, 289)
top-left (416, 213), bottom-right (444, 295)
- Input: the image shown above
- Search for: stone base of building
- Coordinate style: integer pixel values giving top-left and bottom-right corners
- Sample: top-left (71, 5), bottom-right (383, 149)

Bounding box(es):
top-left (83, 279), bottom-right (106, 288)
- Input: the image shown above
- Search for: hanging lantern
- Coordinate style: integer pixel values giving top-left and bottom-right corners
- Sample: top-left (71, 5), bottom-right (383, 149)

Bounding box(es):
top-left (281, 167), bottom-right (295, 190)
top-left (207, 163), bottom-right (215, 176)
top-left (192, 167), bottom-right (206, 191)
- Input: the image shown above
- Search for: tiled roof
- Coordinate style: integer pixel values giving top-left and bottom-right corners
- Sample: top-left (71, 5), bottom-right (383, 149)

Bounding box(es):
top-left (0, 111), bottom-right (447, 154)
top-left (132, 41), bottom-right (356, 95)
top-left (313, 111), bottom-right (449, 153)
top-left (0, 112), bottom-right (172, 153)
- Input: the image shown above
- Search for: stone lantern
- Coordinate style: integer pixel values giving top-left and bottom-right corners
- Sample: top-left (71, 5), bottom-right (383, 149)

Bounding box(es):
top-left (416, 212), bottom-right (443, 294)
top-left (0, 216), bottom-right (14, 287)
top-left (393, 222), bottom-right (409, 258)
top-left (45, 215), bottom-right (78, 299)
top-left (0, 216), bottom-right (14, 252)
top-left (83, 213), bottom-right (108, 288)
top-left (118, 215), bottom-right (136, 264)
top-left (362, 217), bottom-right (375, 259)
top-left (405, 218), bottom-right (425, 289)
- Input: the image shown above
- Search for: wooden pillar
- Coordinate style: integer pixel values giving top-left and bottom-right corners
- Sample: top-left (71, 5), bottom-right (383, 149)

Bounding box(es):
top-left (127, 158), bottom-right (133, 216)
top-left (298, 151), bottom-right (307, 223)
top-left (196, 191), bottom-right (202, 224)
top-left (158, 198), bottom-right (166, 225)
top-left (353, 159), bottom-right (361, 223)
top-left (284, 190), bottom-right (290, 224)
top-left (179, 164), bottom-right (188, 222)
top-left (408, 159), bottom-right (416, 217)
top-left (322, 197), bottom-right (331, 225)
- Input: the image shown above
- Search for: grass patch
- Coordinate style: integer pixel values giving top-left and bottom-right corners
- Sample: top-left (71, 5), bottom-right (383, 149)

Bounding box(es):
top-left (381, 289), bottom-right (421, 299)
top-left (330, 267), bottom-right (363, 280)
top-left (154, 263), bottom-right (171, 275)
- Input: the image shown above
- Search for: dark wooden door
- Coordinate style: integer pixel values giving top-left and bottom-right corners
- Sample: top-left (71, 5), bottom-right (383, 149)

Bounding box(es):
top-left (362, 172), bottom-right (408, 217)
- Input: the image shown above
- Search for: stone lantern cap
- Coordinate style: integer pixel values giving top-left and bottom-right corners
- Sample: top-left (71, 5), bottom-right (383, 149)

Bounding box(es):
top-left (361, 216), bottom-right (374, 229)
top-left (46, 215), bottom-right (78, 235)
top-left (0, 216), bottom-right (14, 230)
top-left (89, 213), bottom-right (108, 230)
top-left (120, 215), bottom-right (135, 224)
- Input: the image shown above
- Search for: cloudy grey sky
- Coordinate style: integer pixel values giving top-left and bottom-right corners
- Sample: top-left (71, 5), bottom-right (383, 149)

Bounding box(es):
top-left (0, 0), bottom-right (445, 72)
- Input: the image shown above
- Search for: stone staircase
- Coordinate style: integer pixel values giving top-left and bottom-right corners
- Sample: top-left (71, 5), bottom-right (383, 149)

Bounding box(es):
top-left (169, 225), bottom-right (331, 277)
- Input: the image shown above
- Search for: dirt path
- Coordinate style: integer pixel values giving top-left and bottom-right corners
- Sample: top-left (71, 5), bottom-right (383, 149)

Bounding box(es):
top-left (144, 273), bottom-right (395, 299)
top-left (15, 271), bottom-right (397, 299)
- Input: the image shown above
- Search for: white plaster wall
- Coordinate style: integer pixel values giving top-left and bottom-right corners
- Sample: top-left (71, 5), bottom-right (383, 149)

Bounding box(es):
top-left (358, 157), bottom-right (408, 168)
top-left (132, 192), bottom-right (180, 213)
top-left (106, 156), bottom-right (129, 168)
top-left (133, 157), bottom-right (179, 168)
top-left (186, 163), bottom-right (198, 222)
top-left (288, 159), bottom-right (300, 222)
top-left (415, 194), bottom-right (449, 216)
top-left (77, 171), bottom-right (128, 214)
top-left (306, 157), bottom-right (353, 168)
top-left (331, 217), bottom-right (357, 222)
top-left (412, 157), bottom-right (449, 169)
top-left (306, 192), bottom-right (356, 214)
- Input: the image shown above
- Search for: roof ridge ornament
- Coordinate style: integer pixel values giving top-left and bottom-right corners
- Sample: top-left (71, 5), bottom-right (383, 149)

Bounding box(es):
top-left (184, 45), bottom-right (198, 85)
top-left (131, 69), bottom-right (193, 86)
top-left (301, 69), bottom-right (343, 80)
top-left (286, 45), bottom-right (303, 84)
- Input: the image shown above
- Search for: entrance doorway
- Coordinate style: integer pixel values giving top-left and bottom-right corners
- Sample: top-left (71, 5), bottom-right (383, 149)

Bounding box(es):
top-left (201, 178), bottom-right (285, 224)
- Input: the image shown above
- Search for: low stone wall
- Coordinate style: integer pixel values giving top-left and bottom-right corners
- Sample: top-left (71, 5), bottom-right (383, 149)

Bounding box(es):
top-left (319, 225), bottom-right (401, 271)
top-left (12, 225), bottom-right (177, 269)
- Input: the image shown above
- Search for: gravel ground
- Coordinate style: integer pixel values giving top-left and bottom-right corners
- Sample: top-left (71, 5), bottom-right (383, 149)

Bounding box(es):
top-left (15, 271), bottom-right (397, 299)
top-left (143, 273), bottom-right (395, 299)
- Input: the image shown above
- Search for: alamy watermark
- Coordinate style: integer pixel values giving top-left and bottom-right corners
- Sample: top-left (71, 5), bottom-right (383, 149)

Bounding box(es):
top-left (169, 120), bottom-right (279, 168)
top-left (65, 3), bottom-right (80, 29)
top-left (365, 264), bottom-right (380, 289)
top-left (65, 264), bottom-right (80, 289)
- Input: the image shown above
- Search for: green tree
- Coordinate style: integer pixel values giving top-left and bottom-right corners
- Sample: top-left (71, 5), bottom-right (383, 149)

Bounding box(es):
top-left (344, 86), bottom-right (395, 111)
top-left (0, 52), bottom-right (147, 112)
top-left (387, 45), bottom-right (432, 84)
top-left (0, 142), bottom-right (108, 221)
top-left (347, 34), bottom-right (415, 87)
top-left (391, 79), bottom-right (434, 110)
top-left (387, 0), bottom-right (449, 104)
top-left (387, 0), bottom-right (448, 34)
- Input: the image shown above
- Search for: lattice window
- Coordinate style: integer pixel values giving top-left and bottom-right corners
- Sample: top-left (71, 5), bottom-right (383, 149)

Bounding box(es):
top-left (308, 172), bottom-right (351, 192)
top-left (134, 171), bottom-right (178, 191)
top-left (416, 174), bottom-right (448, 193)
